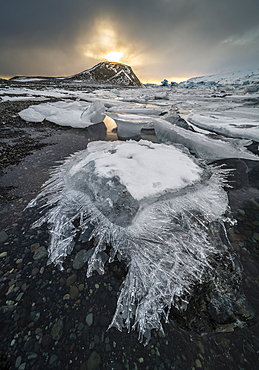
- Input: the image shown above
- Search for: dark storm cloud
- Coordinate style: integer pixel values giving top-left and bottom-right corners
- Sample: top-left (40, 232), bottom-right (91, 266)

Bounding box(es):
top-left (0, 0), bottom-right (259, 81)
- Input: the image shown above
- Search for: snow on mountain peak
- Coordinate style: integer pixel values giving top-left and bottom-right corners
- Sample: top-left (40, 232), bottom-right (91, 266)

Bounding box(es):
top-left (67, 61), bottom-right (142, 86)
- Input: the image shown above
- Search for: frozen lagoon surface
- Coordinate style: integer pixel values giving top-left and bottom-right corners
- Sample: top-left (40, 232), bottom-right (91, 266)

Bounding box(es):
top-left (0, 77), bottom-right (259, 366)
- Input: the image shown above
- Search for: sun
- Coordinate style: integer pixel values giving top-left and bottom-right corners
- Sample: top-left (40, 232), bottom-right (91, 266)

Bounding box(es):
top-left (105, 51), bottom-right (124, 63)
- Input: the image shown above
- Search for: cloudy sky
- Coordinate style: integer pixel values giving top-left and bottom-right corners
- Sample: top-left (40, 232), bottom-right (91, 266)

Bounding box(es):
top-left (1, 0), bottom-right (259, 83)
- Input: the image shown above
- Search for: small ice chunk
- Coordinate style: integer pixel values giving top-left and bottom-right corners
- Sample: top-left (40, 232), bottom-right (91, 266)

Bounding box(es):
top-left (18, 107), bottom-right (45, 122)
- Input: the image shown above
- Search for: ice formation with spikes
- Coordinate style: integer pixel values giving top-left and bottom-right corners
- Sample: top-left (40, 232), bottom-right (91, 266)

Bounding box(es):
top-left (27, 139), bottom-right (243, 343)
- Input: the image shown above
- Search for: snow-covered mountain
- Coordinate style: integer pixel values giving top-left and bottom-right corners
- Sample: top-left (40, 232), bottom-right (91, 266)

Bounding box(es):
top-left (64, 61), bottom-right (142, 86)
top-left (8, 62), bottom-right (143, 87)
top-left (181, 68), bottom-right (259, 86)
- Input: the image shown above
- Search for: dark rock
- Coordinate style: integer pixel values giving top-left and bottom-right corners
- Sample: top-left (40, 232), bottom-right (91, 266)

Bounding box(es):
top-left (42, 334), bottom-right (52, 347)
top-left (33, 246), bottom-right (47, 260)
top-left (0, 230), bottom-right (8, 243)
top-left (87, 351), bottom-right (101, 370)
top-left (70, 285), bottom-right (79, 299)
top-left (93, 335), bottom-right (100, 344)
top-left (49, 354), bottom-right (58, 366)
top-left (86, 313), bottom-right (93, 326)
top-left (21, 294), bottom-right (31, 308)
top-left (69, 333), bottom-right (77, 340)
top-left (51, 319), bottom-right (63, 340)
top-left (23, 338), bottom-right (34, 352)
top-left (73, 249), bottom-right (87, 270)
top-left (29, 243), bottom-right (40, 252)
top-left (30, 311), bottom-right (40, 322)
top-left (32, 268), bottom-right (39, 276)
top-left (67, 274), bottom-right (77, 286)
top-left (77, 323), bottom-right (84, 331)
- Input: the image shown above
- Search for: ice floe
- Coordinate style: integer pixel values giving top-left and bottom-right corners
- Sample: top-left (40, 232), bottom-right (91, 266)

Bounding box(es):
top-left (18, 100), bottom-right (105, 128)
top-left (28, 140), bottom-right (240, 342)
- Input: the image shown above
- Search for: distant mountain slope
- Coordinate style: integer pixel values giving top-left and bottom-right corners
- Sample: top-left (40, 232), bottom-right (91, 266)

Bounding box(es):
top-left (64, 61), bottom-right (142, 86)
top-left (9, 61), bottom-right (143, 87)
top-left (182, 68), bottom-right (259, 86)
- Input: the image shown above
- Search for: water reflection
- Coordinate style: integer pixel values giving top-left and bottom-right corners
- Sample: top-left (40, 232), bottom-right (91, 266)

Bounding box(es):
top-left (103, 115), bottom-right (118, 141)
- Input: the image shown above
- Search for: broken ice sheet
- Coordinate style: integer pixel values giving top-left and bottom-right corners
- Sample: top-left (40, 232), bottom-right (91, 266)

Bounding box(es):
top-left (27, 139), bottom-right (251, 343)
top-left (189, 110), bottom-right (259, 141)
top-left (154, 118), bottom-right (259, 163)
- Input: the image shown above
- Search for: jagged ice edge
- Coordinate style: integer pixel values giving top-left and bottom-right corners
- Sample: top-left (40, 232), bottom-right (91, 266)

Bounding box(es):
top-left (26, 150), bottom-right (234, 344)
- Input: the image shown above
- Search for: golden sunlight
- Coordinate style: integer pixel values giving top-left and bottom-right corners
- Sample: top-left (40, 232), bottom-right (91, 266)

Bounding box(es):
top-left (82, 20), bottom-right (144, 68)
top-left (105, 51), bottom-right (124, 63)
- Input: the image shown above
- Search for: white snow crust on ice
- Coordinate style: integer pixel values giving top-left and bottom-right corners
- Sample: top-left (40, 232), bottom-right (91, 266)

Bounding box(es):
top-left (28, 139), bottom-right (233, 343)
top-left (70, 140), bottom-right (203, 201)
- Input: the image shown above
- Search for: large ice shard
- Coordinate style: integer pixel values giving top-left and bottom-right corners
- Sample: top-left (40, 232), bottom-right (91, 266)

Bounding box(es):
top-left (27, 140), bottom-right (251, 343)
top-left (189, 110), bottom-right (259, 141)
top-left (154, 119), bottom-right (259, 163)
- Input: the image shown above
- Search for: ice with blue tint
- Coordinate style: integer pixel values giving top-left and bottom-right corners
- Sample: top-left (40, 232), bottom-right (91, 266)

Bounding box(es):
top-left (27, 139), bottom-right (245, 343)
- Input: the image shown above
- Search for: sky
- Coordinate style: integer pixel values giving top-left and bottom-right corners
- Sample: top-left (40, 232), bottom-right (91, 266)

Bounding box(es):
top-left (0, 0), bottom-right (259, 83)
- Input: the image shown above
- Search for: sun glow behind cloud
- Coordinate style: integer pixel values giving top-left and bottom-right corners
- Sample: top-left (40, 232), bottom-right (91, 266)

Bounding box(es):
top-left (82, 19), bottom-right (144, 68)
top-left (105, 51), bottom-right (124, 62)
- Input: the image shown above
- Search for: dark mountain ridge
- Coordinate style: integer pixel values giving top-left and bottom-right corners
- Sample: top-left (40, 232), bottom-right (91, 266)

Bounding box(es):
top-left (8, 61), bottom-right (142, 87)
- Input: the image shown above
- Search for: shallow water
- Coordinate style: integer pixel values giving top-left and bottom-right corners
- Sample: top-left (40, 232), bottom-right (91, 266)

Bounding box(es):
top-left (0, 115), bottom-right (259, 369)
